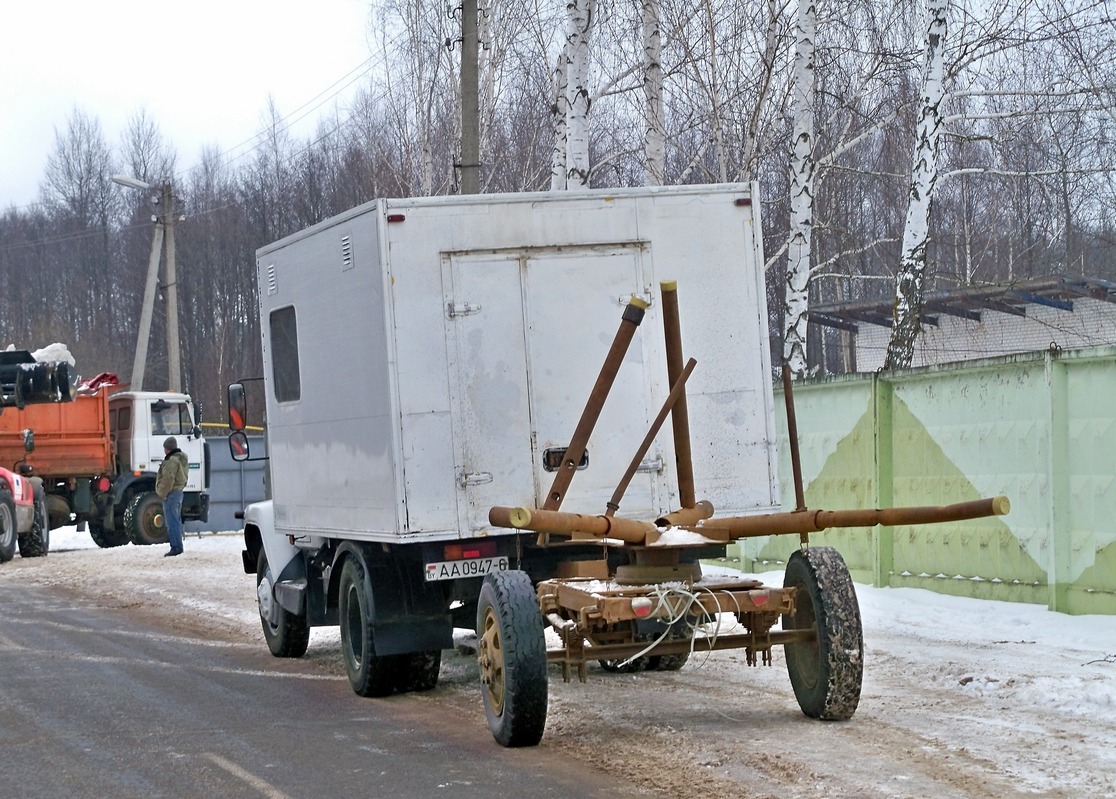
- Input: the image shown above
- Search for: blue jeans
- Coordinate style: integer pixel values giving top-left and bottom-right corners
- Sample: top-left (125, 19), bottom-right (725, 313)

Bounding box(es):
top-left (164, 490), bottom-right (184, 552)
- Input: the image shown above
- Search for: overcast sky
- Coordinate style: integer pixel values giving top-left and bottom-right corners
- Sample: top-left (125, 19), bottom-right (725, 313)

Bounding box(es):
top-left (1, 0), bottom-right (373, 210)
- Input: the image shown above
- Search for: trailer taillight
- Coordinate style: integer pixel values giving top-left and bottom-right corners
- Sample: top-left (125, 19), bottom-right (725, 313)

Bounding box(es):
top-left (93, 477), bottom-right (111, 493)
top-left (443, 540), bottom-right (497, 561)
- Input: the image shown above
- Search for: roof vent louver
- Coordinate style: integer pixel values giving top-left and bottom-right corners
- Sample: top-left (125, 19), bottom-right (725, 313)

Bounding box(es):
top-left (341, 234), bottom-right (354, 271)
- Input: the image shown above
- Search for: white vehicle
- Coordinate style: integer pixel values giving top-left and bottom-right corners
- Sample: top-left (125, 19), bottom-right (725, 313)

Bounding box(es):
top-left (229, 184), bottom-right (777, 732)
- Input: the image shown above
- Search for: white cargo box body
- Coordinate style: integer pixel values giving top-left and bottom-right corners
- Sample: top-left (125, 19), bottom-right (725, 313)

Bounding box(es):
top-left (256, 184), bottom-right (778, 544)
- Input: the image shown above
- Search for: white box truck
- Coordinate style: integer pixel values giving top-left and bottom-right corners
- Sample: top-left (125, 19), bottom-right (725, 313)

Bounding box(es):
top-left (229, 183), bottom-right (782, 736)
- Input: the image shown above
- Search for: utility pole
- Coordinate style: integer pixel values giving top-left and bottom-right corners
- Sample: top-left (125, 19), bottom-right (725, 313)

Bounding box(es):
top-left (459, 0), bottom-right (480, 194)
top-left (112, 175), bottom-right (183, 393)
top-left (162, 182), bottom-right (181, 393)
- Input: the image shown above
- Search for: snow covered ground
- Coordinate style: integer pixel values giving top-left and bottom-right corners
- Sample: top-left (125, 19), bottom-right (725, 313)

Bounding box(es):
top-left (3, 527), bottom-right (1114, 798)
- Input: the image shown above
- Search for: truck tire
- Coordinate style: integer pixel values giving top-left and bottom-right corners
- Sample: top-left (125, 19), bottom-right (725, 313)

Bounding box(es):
top-left (396, 651), bottom-right (441, 693)
top-left (17, 487), bottom-right (49, 557)
top-left (123, 492), bottom-right (168, 546)
top-left (477, 570), bottom-right (547, 747)
top-left (256, 549), bottom-right (310, 658)
top-left (599, 657), bottom-right (648, 673)
top-left (648, 652), bottom-right (690, 671)
top-left (0, 489), bottom-right (16, 562)
top-left (782, 546), bottom-right (863, 721)
top-left (338, 557), bottom-right (404, 697)
top-left (88, 521), bottom-right (129, 548)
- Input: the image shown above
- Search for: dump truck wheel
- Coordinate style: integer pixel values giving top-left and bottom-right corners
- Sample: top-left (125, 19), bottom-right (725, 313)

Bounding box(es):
top-left (256, 549), bottom-right (310, 658)
top-left (18, 487), bottom-right (49, 558)
top-left (123, 492), bottom-right (168, 546)
top-left (397, 651), bottom-right (441, 693)
top-left (338, 557), bottom-right (403, 697)
top-left (782, 546), bottom-right (863, 721)
top-left (477, 570), bottom-right (547, 747)
top-left (88, 521), bottom-right (129, 548)
top-left (0, 489), bottom-right (16, 562)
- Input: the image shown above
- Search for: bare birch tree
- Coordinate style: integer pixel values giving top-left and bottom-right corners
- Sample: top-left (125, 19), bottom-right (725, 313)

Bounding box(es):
top-left (565, 0), bottom-right (597, 188)
top-left (884, 0), bottom-right (946, 370)
top-left (784, 0), bottom-right (817, 377)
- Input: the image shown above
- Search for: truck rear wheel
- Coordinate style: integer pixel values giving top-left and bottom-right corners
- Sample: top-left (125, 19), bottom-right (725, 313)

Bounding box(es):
top-left (17, 487), bottom-right (49, 558)
top-left (338, 557), bottom-right (403, 697)
top-left (0, 489), bottom-right (16, 562)
top-left (477, 570), bottom-right (547, 747)
top-left (88, 521), bottom-right (129, 548)
top-left (256, 549), bottom-right (310, 658)
top-left (123, 492), bottom-right (168, 546)
top-left (782, 546), bottom-right (863, 721)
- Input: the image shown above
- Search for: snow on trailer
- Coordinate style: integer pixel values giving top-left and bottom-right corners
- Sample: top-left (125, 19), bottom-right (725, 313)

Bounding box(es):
top-left (228, 184), bottom-right (1008, 748)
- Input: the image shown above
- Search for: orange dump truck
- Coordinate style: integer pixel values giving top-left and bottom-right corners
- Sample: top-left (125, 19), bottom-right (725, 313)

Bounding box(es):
top-left (0, 382), bottom-right (210, 548)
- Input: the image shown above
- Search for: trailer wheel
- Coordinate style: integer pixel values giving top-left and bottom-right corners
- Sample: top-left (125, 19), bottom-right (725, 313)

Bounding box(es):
top-left (17, 487), bottom-right (49, 558)
top-left (256, 549), bottom-right (310, 658)
top-left (88, 521), bottom-right (129, 548)
top-left (477, 570), bottom-right (547, 747)
top-left (0, 489), bottom-right (16, 563)
top-left (782, 546), bottom-right (863, 721)
top-left (396, 651), bottom-right (441, 693)
top-left (338, 557), bottom-right (403, 697)
top-left (123, 492), bottom-right (168, 546)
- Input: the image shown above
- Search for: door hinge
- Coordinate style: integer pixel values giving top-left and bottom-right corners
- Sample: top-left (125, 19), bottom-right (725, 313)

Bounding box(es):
top-left (636, 457), bottom-right (664, 474)
top-left (446, 301), bottom-right (482, 319)
top-left (458, 470), bottom-right (494, 487)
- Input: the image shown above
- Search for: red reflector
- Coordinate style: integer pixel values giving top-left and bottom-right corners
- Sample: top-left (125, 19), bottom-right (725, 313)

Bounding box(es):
top-left (94, 477), bottom-right (111, 492)
top-left (443, 540), bottom-right (497, 560)
top-left (387, 213), bottom-right (406, 223)
top-left (734, 197), bottom-right (752, 206)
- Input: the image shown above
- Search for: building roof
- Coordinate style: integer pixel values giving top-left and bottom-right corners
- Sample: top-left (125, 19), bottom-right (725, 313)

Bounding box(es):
top-left (809, 274), bottom-right (1116, 332)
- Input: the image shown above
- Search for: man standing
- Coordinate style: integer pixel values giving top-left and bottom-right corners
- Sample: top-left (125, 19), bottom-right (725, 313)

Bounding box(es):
top-left (156, 436), bottom-right (189, 557)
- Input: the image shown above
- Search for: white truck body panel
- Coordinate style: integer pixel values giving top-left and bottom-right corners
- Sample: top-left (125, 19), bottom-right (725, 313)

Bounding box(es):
top-left (255, 185), bottom-right (778, 545)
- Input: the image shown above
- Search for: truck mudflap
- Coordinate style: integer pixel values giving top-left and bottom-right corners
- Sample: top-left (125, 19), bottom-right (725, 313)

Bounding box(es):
top-left (335, 543), bottom-right (454, 656)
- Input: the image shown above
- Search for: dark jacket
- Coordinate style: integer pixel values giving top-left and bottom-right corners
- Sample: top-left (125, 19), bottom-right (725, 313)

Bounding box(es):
top-left (156, 449), bottom-right (189, 498)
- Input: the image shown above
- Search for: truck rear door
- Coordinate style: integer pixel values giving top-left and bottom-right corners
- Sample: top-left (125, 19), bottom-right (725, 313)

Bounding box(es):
top-left (443, 245), bottom-right (658, 533)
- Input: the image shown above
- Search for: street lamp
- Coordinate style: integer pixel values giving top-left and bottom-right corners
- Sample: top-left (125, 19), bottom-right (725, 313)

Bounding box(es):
top-left (113, 174), bottom-right (182, 393)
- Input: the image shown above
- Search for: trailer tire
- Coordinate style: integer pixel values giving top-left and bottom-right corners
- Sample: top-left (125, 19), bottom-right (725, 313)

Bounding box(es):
top-left (396, 651), bottom-right (441, 693)
top-left (782, 546), bottom-right (863, 721)
top-left (477, 570), bottom-right (547, 747)
top-left (17, 487), bottom-right (49, 557)
top-left (88, 521), bottom-right (129, 548)
top-left (338, 557), bottom-right (403, 697)
top-left (0, 489), bottom-right (16, 562)
top-left (123, 492), bottom-right (168, 546)
top-left (257, 549), bottom-right (310, 658)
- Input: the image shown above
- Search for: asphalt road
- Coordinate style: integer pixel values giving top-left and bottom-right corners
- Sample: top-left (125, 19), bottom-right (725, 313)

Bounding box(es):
top-left (0, 584), bottom-right (663, 799)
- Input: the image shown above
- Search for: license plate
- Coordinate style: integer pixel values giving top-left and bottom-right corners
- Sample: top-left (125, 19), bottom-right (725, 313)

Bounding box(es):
top-left (425, 556), bottom-right (509, 582)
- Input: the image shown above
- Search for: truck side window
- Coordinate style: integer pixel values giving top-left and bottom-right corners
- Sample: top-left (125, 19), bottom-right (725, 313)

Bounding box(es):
top-left (270, 306), bottom-right (302, 402)
top-left (118, 407), bottom-right (131, 432)
top-left (151, 402), bottom-right (190, 435)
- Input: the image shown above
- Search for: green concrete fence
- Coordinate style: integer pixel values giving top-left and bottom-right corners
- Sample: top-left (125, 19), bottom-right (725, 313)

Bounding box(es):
top-left (732, 345), bottom-right (1116, 615)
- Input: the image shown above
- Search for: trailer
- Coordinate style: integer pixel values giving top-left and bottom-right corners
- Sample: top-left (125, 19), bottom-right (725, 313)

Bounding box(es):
top-left (228, 185), bottom-right (1007, 747)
